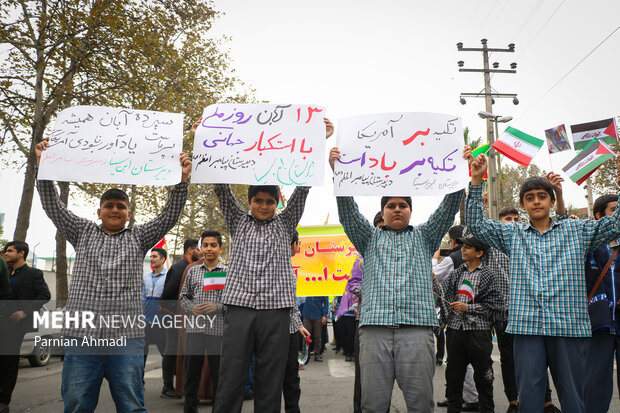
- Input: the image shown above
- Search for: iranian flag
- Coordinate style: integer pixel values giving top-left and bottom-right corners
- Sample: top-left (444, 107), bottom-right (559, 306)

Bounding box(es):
top-left (570, 118), bottom-right (618, 150)
top-left (562, 139), bottom-right (616, 185)
top-left (204, 271), bottom-right (226, 291)
top-left (457, 279), bottom-right (474, 303)
top-left (492, 127), bottom-right (544, 167)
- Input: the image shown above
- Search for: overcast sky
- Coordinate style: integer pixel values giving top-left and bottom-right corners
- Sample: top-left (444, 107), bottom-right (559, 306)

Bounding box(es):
top-left (2, 0), bottom-right (620, 257)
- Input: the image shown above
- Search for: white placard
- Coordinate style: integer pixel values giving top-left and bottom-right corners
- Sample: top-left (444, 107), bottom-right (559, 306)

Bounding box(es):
top-left (334, 112), bottom-right (468, 196)
top-left (38, 106), bottom-right (183, 185)
top-left (191, 104), bottom-right (325, 186)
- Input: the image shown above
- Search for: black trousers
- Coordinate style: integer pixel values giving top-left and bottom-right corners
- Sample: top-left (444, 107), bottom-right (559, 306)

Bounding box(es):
top-left (162, 327), bottom-right (178, 389)
top-left (446, 329), bottom-right (494, 413)
top-left (435, 326), bottom-right (445, 361)
top-left (184, 333), bottom-right (221, 413)
top-left (496, 325), bottom-right (518, 402)
top-left (0, 319), bottom-right (25, 405)
top-left (333, 318), bottom-right (343, 351)
top-left (340, 316), bottom-right (356, 356)
top-left (282, 331), bottom-right (301, 413)
top-left (213, 306), bottom-right (290, 413)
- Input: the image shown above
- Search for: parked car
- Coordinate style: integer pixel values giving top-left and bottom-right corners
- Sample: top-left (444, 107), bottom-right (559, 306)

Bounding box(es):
top-left (20, 304), bottom-right (64, 367)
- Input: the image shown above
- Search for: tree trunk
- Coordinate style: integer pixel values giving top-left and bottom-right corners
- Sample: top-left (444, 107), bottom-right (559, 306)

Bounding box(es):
top-left (55, 182), bottom-right (70, 308)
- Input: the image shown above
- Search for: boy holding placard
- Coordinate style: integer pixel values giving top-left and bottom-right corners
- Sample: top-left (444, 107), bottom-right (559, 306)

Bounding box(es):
top-left (35, 138), bottom-right (190, 413)
top-left (328, 146), bottom-right (471, 413)
top-left (211, 118), bottom-right (333, 413)
top-left (467, 153), bottom-right (620, 411)
top-left (179, 230), bottom-right (226, 413)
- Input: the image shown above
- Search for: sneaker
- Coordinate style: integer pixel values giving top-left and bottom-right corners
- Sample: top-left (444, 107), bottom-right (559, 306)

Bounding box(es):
top-left (314, 354), bottom-right (323, 362)
top-left (544, 404), bottom-right (561, 413)
top-left (160, 386), bottom-right (180, 399)
top-left (345, 355), bottom-right (354, 362)
top-left (243, 391), bottom-right (254, 400)
top-left (506, 404), bottom-right (519, 413)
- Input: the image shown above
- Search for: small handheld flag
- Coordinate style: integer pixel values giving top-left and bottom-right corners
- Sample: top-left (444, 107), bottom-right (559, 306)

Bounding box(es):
top-left (562, 139), bottom-right (616, 185)
top-left (492, 127), bottom-right (544, 167)
top-left (298, 337), bottom-right (312, 365)
top-left (457, 279), bottom-right (474, 303)
top-left (204, 272), bottom-right (226, 291)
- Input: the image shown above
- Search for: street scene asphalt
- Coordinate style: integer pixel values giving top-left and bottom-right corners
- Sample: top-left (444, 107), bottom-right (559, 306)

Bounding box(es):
top-left (10, 337), bottom-right (620, 412)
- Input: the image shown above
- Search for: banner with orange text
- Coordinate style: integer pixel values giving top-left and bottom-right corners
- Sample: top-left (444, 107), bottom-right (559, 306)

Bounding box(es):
top-left (293, 225), bottom-right (360, 297)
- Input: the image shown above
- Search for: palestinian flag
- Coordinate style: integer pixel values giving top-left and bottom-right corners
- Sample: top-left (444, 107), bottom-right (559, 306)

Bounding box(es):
top-left (570, 118), bottom-right (618, 150)
top-left (277, 190), bottom-right (285, 208)
top-left (469, 143), bottom-right (490, 180)
top-left (457, 279), bottom-right (474, 303)
top-left (204, 271), bottom-right (226, 291)
top-left (492, 127), bottom-right (544, 167)
top-left (562, 139), bottom-right (616, 185)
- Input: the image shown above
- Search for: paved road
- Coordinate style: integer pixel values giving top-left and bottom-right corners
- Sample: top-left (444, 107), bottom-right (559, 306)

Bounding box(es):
top-left (10, 342), bottom-right (620, 412)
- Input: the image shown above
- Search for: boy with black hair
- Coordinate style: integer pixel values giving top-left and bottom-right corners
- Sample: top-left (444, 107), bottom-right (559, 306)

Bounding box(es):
top-left (212, 118), bottom-right (333, 413)
top-left (439, 235), bottom-right (503, 413)
top-left (35, 138), bottom-right (190, 413)
top-left (329, 145), bottom-right (471, 412)
top-left (467, 153), bottom-right (620, 412)
top-left (584, 193), bottom-right (620, 412)
top-left (179, 230), bottom-right (226, 413)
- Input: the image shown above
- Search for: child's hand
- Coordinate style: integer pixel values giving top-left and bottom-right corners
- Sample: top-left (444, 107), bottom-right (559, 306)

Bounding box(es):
top-left (299, 326), bottom-right (310, 340)
top-left (190, 117), bottom-right (202, 135)
top-left (545, 172), bottom-right (564, 196)
top-left (470, 154), bottom-right (487, 184)
top-left (449, 302), bottom-right (467, 313)
top-left (324, 118), bottom-right (334, 139)
top-left (463, 145), bottom-right (473, 167)
top-left (180, 152), bottom-right (192, 182)
top-left (329, 147), bottom-right (341, 172)
top-left (35, 138), bottom-right (50, 167)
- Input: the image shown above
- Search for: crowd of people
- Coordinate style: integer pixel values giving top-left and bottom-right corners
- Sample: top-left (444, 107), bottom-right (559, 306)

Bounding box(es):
top-left (0, 118), bottom-right (619, 413)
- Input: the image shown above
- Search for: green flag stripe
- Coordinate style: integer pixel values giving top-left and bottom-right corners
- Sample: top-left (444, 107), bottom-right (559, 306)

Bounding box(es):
top-left (562, 139), bottom-right (600, 171)
top-left (505, 126), bottom-right (544, 147)
top-left (204, 272), bottom-right (226, 278)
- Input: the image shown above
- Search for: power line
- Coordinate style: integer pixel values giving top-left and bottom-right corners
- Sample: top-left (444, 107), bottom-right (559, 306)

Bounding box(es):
top-left (517, 0), bottom-right (566, 58)
top-left (517, 24), bottom-right (620, 120)
top-left (512, 0), bottom-right (545, 42)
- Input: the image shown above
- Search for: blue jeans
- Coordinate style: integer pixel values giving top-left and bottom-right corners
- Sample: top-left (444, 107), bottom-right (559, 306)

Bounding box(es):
top-left (513, 334), bottom-right (585, 413)
top-left (584, 329), bottom-right (620, 413)
top-left (61, 338), bottom-right (146, 413)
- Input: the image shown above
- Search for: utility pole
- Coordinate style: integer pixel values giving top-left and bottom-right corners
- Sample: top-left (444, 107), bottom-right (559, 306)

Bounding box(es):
top-left (457, 39), bottom-right (518, 219)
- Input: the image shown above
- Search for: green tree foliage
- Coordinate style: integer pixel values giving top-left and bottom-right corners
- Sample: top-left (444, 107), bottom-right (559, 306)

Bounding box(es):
top-left (1, 1), bottom-right (252, 300)
top-left (1, 0), bottom-right (249, 240)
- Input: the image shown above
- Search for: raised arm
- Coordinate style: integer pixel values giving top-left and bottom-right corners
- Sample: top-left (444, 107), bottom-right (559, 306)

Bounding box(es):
top-left (278, 186), bottom-right (311, 236)
top-left (546, 172), bottom-right (567, 217)
top-left (465, 154), bottom-right (512, 255)
top-left (213, 184), bottom-right (247, 236)
top-left (418, 189), bottom-right (464, 252)
top-left (336, 197), bottom-right (374, 257)
top-left (37, 180), bottom-right (90, 247)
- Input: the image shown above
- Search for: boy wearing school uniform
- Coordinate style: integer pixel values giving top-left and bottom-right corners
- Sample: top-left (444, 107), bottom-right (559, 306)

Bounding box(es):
top-left (439, 236), bottom-right (503, 413)
top-left (329, 145), bottom-right (471, 412)
top-left (467, 153), bottom-right (620, 412)
top-left (212, 118), bottom-right (333, 413)
top-left (34, 138), bottom-right (190, 412)
top-left (179, 230), bottom-right (226, 413)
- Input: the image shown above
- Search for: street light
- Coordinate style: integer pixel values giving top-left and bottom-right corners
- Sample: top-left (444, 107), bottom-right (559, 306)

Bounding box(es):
top-left (477, 111), bottom-right (512, 218)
